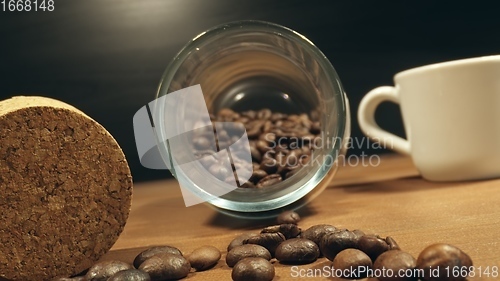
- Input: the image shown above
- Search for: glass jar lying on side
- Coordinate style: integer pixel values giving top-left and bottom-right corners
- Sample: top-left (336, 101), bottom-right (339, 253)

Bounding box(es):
top-left (154, 20), bottom-right (350, 218)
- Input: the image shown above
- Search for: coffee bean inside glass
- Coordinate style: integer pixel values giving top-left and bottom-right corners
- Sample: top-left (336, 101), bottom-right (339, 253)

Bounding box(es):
top-left (155, 20), bottom-right (350, 218)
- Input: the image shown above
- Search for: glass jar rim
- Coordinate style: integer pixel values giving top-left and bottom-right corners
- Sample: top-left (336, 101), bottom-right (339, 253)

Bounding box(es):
top-left (155, 20), bottom-right (350, 214)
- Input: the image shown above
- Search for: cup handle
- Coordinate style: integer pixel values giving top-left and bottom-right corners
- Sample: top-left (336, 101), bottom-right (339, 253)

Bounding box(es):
top-left (357, 86), bottom-right (411, 155)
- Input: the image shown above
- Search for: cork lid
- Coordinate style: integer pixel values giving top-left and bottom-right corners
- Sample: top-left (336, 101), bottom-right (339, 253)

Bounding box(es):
top-left (0, 96), bottom-right (133, 281)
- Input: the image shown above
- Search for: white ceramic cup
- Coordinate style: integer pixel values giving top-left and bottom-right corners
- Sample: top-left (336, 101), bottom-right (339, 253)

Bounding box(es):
top-left (358, 55), bottom-right (500, 181)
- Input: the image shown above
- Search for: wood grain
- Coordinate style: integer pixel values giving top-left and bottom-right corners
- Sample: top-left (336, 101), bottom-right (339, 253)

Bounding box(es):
top-left (103, 155), bottom-right (500, 280)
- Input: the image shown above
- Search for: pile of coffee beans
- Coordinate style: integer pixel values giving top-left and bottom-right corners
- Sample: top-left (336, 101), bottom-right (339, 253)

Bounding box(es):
top-left (54, 210), bottom-right (473, 281)
top-left (193, 108), bottom-right (321, 188)
top-left (54, 245), bottom-right (221, 281)
top-left (231, 257), bottom-right (275, 281)
top-left (227, 210), bottom-right (473, 281)
top-left (228, 211), bottom-right (472, 281)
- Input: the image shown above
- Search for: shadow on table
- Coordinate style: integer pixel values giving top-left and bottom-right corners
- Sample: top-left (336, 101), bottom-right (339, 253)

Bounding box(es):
top-left (206, 204), bottom-right (318, 230)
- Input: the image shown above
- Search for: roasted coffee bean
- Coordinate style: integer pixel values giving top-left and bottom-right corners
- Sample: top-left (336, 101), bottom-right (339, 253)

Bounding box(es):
top-left (357, 235), bottom-right (391, 261)
top-left (287, 114), bottom-right (300, 122)
top-left (320, 229), bottom-right (358, 261)
top-left (284, 149), bottom-right (302, 167)
top-left (138, 253), bottom-right (190, 281)
top-left (276, 130), bottom-right (296, 140)
top-left (256, 174), bottom-right (282, 188)
top-left (230, 113), bottom-right (241, 121)
top-left (259, 132), bottom-right (276, 143)
top-left (310, 110), bottom-right (320, 122)
top-left (352, 229), bottom-right (366, 240)
top-left (241, 110), bottom-right (257, 119)
top-left (228, 233), bottom-right (260, 252)
top-left (275, 143), bottom-right (289, 154)
top-left (299, 154), bottom-right (311, 165)
top-left (277, 210), bottom-right (301, 225)
top-left (311, 121), bottom-right (321, 134)
top-left (246, 120), bottom-right (264, 138)
top-left (217, 108), bottom-right (237, 120)
top-left (250, 169), bottom-right (267, 182)
top-left (271, 112), bottom-right (287, 121)
top-left (301, 224), bottom-right (337, 247)
top-left (249, 145), bottom-right (262, 162)
top-left (374, 250), bottom-right (417, 281)
top-left (257, 108), bottom-right (272, 120)
top-left (133, 246), bottom-right (182, 268)
top-left (263, 120), bottom-right (273, 132)
top-left (235, 117), bottom-right (249, 124)
top-left (386, 236), bottom-right (401, 250)
top-left (231, 257), bottom-right (275, 281)
top-left (280, 161), bottom-right (295, 174)
top-left (85, 260), bottom-right (134, 281)
top-left (300, 145), bottom-right (311, 156)
top-left (262, 149), bottom-right (276, 159)
top-left (108, 269), bottom-right (151, 281)
top-left (261, 224), bottom-right (301, 239)
top-left (259, 158), bottom-right (277, 174)
top-left (278, 120), bottom-right (296, 129)
top-left (188, 245), bottom-right (221, 271)
top-left (275, 238), bottom-right (320, 264)
top-left (244, 232), bottom-right (286, 256)
top-left (273, 121), bottom-right (284, 129)
top-left (332, 249), bottom-right (372, 278)
top-left (299, 113), bottom-right (312, 127)
top-left (252, 162), bottom-right (261, 171)
top-left (417, 243), bottom-right (472, 281)
top-left (226, 244), bottom-right (272, 267)
top-left (275, 151), bottom-right (288, 171)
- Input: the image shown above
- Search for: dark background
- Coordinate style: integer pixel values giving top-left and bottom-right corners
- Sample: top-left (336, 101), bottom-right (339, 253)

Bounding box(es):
top-left (1, 0), bottom-right (499, 182)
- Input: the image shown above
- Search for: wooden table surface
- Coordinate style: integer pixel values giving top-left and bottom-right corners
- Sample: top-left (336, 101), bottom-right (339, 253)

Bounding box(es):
top-left (104, 154), bottom-right (500, 280)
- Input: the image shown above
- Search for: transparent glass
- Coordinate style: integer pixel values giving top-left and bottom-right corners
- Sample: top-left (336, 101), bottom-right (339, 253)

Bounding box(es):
top-left (155, 20), bottom-right (350, 218)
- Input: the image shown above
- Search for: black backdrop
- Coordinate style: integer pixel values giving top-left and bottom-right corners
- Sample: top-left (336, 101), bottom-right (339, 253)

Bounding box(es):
top-left (1, 0), bottom-right (499, 182)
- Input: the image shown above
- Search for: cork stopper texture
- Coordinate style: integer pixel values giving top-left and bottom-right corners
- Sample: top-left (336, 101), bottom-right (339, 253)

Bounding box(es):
top-left (0, 96), bottom-right (133, 281)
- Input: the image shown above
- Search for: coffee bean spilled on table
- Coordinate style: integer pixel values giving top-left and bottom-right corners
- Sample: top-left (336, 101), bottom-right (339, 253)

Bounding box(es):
top-left (57, 210), bottom-right (473, 281)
